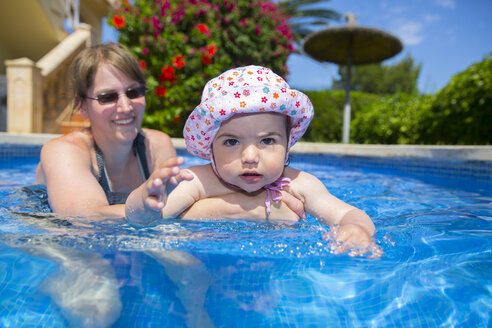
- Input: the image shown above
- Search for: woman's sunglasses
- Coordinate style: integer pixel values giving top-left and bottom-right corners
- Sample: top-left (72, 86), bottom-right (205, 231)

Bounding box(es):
top-left (85, 86), bottom-right (147, 105)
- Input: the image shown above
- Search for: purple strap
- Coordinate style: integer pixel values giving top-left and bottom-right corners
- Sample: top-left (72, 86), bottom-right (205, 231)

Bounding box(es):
top-left (264, 177), bottom-right (291, 215)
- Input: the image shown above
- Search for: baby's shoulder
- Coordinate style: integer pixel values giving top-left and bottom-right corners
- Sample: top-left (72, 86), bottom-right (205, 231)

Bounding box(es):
top-left (186, 163), bottom-right (214, 176)
top-left (282, 167), bottom-right (324, 195)
top-left (184, 164), bottom-right (220, 187)
top-left (283, 166), bottom-right (318, 183)
top-left (184, 164), bottom-right (238, 197)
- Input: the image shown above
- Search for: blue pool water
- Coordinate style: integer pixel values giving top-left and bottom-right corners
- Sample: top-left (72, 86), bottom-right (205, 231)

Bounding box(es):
top-left (0, 145), bottom-right (491, 327)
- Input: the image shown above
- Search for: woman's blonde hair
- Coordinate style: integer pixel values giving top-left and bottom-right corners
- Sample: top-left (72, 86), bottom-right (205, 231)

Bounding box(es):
top-left (71, 43), bottom-right (146, 108)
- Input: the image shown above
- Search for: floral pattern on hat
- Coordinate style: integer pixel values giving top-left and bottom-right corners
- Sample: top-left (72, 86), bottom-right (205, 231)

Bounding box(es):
top-left (183, 65), bottom-right (314, 160)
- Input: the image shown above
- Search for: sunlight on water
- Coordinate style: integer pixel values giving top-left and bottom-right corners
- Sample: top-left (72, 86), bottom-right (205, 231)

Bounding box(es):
top-left (0, 152), bottom-right (491, 327)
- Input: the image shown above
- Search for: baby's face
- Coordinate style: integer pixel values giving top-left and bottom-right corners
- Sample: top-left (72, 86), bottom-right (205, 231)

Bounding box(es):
top-left (211, 113), bottom-right (288, 193)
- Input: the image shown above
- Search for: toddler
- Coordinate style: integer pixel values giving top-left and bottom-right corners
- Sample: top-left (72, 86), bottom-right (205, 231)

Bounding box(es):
top-left (129, 66), bottom-right (378, 255)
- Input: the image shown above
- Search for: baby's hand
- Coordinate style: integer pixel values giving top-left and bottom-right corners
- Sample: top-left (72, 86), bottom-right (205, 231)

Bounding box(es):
top-left (144, 177), bottom-right (167, 211)
top-left (324, 224), bottom-right (382, 258)
top-left (144, 157), bottom-right (193, 212)
top-left (127, 157), bottom-right (194, 225)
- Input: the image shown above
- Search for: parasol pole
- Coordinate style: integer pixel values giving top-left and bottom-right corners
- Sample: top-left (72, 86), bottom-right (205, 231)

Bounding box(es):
top-left (302, 13), bottom-right (402, 144)
top-left (342, 39), bottom-right (353, 144)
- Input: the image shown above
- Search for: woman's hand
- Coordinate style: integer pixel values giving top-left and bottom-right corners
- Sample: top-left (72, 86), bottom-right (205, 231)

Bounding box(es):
top-left (280, 190), bottom-right (306, 219)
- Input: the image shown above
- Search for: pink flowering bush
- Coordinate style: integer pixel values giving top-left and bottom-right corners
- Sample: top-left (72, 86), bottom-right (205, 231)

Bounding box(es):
top-left (109, 0), bottom-right (294, 135)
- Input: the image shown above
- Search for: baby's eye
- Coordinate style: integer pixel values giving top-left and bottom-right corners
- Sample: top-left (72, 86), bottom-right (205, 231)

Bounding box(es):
top-left (224, 138), bottom-right (239, 146)
top-left (261, 137), bottom-right (276, 145)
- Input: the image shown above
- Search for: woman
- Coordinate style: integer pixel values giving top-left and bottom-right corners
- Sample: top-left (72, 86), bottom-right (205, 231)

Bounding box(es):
top-left (32, 44), bottom-right (303, 327)
top-left (36, 43), bottom-right (304, 220)
top-left (35, 43), bottom-right (180, 217)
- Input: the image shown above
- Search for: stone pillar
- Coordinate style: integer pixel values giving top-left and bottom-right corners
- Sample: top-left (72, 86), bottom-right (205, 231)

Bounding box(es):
top-left (5, 58), bottom-right (42, 133)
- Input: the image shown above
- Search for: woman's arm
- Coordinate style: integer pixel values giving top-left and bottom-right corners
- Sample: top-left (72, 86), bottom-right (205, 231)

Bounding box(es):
top-left (38, 130), bottom-right (181, 220)
top-left (37, 136), bottom-right (124, 218)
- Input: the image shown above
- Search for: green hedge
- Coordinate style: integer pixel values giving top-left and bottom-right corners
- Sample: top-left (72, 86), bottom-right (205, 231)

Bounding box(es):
top-left (302, 90), bottom-right (379, 143)
top-left (302, 55), bottom-right (492, 145)
top-left (423, 54), bottom-right (492, 144)
top-left (351, 93), bottom-right (434, 144)
top-left (110, 0), bottom-right (294, 136)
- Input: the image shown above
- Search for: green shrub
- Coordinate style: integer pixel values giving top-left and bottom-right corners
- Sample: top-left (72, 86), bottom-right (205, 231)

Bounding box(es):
top-left (109, 0), bottom-right (491, 145)
top-left (109, 0), bottom-right (294, 136)
top-left (348, 55), bottom-right (492, 145)
top-left (351, 93), bottom-right (434, 144)
top-left (423, 54), bottom-right (492, 144)
top-left (302, 90), bottom-right (379, 143)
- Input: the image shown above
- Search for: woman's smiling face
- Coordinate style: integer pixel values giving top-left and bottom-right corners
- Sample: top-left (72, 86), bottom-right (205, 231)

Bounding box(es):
top-left (80, 63), bottom-right (146, 144)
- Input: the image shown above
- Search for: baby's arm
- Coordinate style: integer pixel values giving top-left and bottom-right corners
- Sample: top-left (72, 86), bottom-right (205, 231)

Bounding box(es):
top-left (159, 163), bottom-right (246, 220)
top-left (181, 189), bottom-right (302, 221)
top-left (178, 165), bottom-right (305, 221)
top-left (286, 168), bottom-right (376, 254)
top-left (125, 157), bottom-right (194, 225)
top-left (128, 163), bottom-right (306, 225)
top-left (160, 170), bottom-right (204, 218)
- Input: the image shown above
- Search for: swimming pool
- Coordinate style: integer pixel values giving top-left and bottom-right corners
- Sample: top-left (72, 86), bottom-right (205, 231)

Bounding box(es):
top-left (0, 143), bottom-right (491, 327)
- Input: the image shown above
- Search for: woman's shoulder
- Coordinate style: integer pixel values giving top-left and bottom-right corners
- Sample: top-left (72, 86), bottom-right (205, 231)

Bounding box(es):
top-left (140, 128), bottom-right (175, 152)
top-left (36, 130), bottom-right (93, 183)
top-left (41, 130), bottom-right (93, 156)
top-left (140, 128), bottom-right (172, 144)
top-left (139, 128), bottom-right (176, 165)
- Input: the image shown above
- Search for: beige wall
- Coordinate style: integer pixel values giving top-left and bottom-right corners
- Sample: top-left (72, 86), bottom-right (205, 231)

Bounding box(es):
top-left (1, 0), bottom-right (115, 133)
top-left (0, 0), bottom-right (114, 74)
top-left (0, 1), bottom-right (63, 75)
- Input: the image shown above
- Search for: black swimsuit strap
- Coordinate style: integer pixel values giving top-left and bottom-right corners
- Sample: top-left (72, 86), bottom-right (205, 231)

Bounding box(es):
top-left (133, 133), bottom-right (150, 180)
top-left (94, 142), bottom-right (112, 199)
top-left (94, 133), bottom-right (150, 202)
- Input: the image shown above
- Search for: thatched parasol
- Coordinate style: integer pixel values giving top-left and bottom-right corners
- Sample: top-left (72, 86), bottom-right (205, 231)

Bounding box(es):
top-left (303, 14), bottom-right (403, 143)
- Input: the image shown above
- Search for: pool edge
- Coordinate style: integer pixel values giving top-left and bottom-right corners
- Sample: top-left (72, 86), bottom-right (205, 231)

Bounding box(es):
top-left (1, 132), bottom-right (491, 162)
